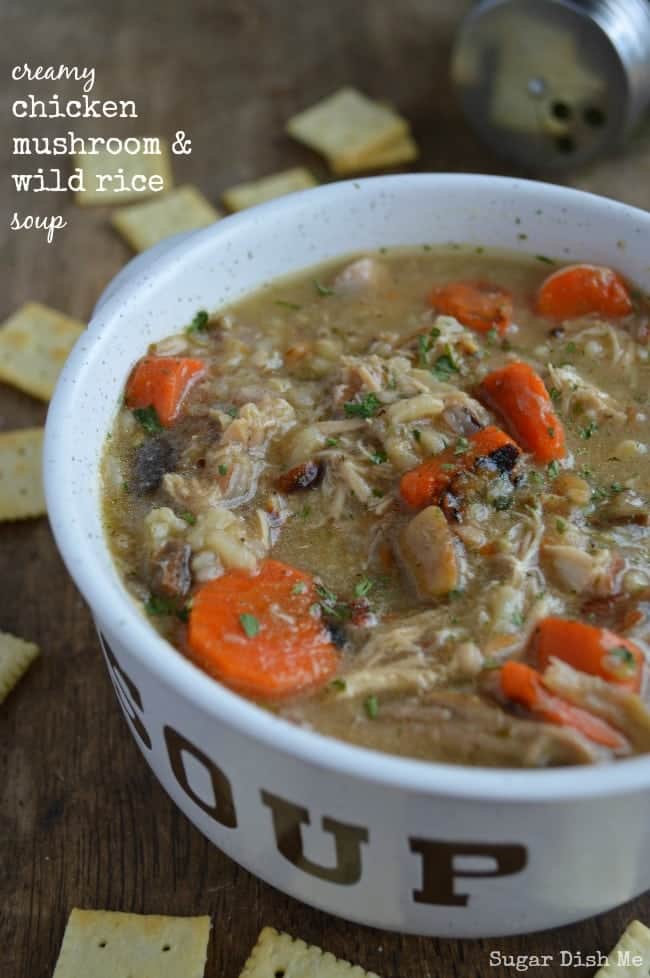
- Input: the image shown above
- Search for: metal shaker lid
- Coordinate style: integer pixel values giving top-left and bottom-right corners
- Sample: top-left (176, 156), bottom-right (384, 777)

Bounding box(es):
top-left (452, 0), bottom-right (650, 169)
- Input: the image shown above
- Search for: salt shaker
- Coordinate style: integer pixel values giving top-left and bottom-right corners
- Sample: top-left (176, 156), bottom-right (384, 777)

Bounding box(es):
top-left (452, 0), bottom-right (650, 168)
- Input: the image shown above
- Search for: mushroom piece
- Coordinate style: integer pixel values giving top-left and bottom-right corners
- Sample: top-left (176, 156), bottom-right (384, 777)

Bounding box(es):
top-left (131, 436), bottom-right (177, 495)
top-left (398, 505), bottom-right (460, 599)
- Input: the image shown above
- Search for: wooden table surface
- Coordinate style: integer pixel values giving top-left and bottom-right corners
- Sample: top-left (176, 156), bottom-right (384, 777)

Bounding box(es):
top-left (2, 1), bottom-right (649, 976)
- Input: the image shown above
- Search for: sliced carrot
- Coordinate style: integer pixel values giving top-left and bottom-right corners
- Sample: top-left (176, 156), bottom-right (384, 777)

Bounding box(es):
top-left (399, 425), bottom-right (519, 509)
top-left (532, 616), bottom-right (644, 692)
top-left (125, 355), bottom-right (205, 427)
top-left (480, 361), bottom-right (565, 463)
top-left (187, 559), bottom-right (339, 700)
top-left (429, 281), bottom-right (513, 336)
top-left (536, 264), bottom-right (632, 320)
top-left (499, 660), bottom-right (625, 749)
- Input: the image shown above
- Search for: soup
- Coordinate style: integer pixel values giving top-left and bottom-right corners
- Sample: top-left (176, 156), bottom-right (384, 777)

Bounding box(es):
top-left (102, 248), bottom-right (650, 768)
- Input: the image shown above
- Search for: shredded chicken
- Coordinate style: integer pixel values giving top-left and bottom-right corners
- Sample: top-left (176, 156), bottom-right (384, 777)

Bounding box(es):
top-left (547, 363), bottom-right (626, 424)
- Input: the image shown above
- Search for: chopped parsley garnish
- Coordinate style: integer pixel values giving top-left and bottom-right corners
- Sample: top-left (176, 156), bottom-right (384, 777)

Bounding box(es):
top-left (549, 387), bottom-right (560, 402)
top-left (145, 594), bottom-right (188, 621)
top-left (224, 405), bottom-right (238, 418)
top-left (486, 328), bottom-right (498, 346)
top-left (372, 488), bottom-right (384, 498)
top-left (493, 496), bottom-right (512, 511)
top-left (440, 462), bottom-right (457, 471)
top-left (325, 437), bottom-right (340, 447)
top-left (418, 334), bottom-right (430, 367)
top-left (314, 279), bottom-right (335, 297)
top-left (607, 646), bottom-right (637, 675)
top-left (186, 309), bottom-right (209, 333)
top-left (431, 348), bottom-right (459, 380)
top-left (133, 405), bottom-right (163, 434)
top-left (580, 421), bottom-right (598, 440)
top-left (481, 657), bottom-right (502, 671)
top-left (528, 470), bottom-right (543, 485)
top-left (274, 299), bottom-right (302, 311)
top-left (316, 583), bottom-right (351, 621)
top-left (299, 504), bottom-right (311, 519)
top-left (218, 463), bottom-right (229, 476)
top-left (354, 577), bottom-right (375, 598)
top-left (122, 480), bottom-right (130, 492)
top-left (412, 428), bottom-right (422, 443)
top-left (565, 341), bottom-right (577, 354)
top-left (180, 511), bottom-right (196, 525)
top-left (364, 695), bottom-right (379, 719)
top-left (292, 581), bottom-right (307, 595)
top-left (547, 460), bottom-right (560, 479)
top-left (555, 518), bottom-right (567, 534)
top-left (330, 677), bottom-right (347, 691)
top-left (454, 436), bottom-right (470, 455)
top-left (448, 588), bottom-right (464, 600)
top-left (370, 449), bottom-right (388, 465)
top-left (511, 611), bottom-right (524, 627)
top-left (344, 392), bottom-right (381, 419)
top-left (535, 254), bottom-right (555, 265)
top-left (430, 327), bottom-right (441, 340)
top-left (610, 481), bottom-right (624, 493)
top-left (239, 613), bottom-right (260, 638)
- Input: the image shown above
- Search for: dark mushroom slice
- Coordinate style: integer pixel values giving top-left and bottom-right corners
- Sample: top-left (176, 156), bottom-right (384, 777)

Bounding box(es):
top-left (276, 459), bottom-right (324, 493)
top-left (150, 539), bottom-right (192, 599)
top-left (131, 436), bottom-right (177, 495)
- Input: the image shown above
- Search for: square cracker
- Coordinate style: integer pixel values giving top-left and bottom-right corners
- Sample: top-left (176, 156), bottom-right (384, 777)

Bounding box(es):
top-left (331, 133), bottom-right (419, 175)
top-left (238, 927), bottom-right (381, 978)
top-left (222, 167), bottom-right (318, 212)
top-left (112, 185), bottom-right (221, 252)
top-left (595, 920), bottom-right (650, 977)
top-left (286, 88), bottom-right (408, 171)
top-left (0, 302), bottom-right (84, 401)
top-left (74, 140), bottom-right (173, 205)
top-left (0, 428), bottom-right (45, 521)
top-left (52, 908), bottom-right (211, 978)
top-left (0, 632), bottom-right (40, 703)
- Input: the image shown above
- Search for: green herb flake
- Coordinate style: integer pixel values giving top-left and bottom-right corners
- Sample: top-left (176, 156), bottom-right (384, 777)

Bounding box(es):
top-left (224, 405), bottom-right (238, 418)
top-left (547, 460), bottom-right (560, 480)
top-left (370, 449), bottom-right (388, 465)
top-left (186, 309), bottom-right (209, 333)
top-left (454, 436), bottom-right (470, 456)
top-left (549, 387), bottom-right (561, 402)
top-left (565, 341), bottom-right (577, 354)
top-left (607, 646), bottom-right (637, 675)
top-left (122, 480), bottom-right (130, 492)
top-left (133, 405), bottom-right (163, 434)
top-left (555, 518), bottom-right (567, 534)
top-left (274, 299), bottom-right (302, 311)
top-left (511, 611), bottom-right (524, 627)
top-left (314, 279), bottom-right (335, 297)
top-left (364, 695), bottom-right (379, 719)
top-left (610, 482), bottom-right (624, 494)
top-left (343, 392), bottom-right (381, 419)
top-left (432, 348), bottom-right (459, 381)
top-left (145, 594), bottom-right (176, 616)
top-left (440, 462), bottom-right (457, 471)
top-left (299, 504), bottom-right (311, 520)
top-left (180, 511), bottom-right (196, 525)
top-left (580, 421), bottom-right (598, 440)
top-left (528, 470), bottom-right (543, 486)
top-left (325, 437), bottom-right (340, 447)
top-left (292, 581), bottom-right (308, 595)
top-left (330, 677), bottom-right (347, 691)
top-left (493, 497), bottom-right (512, 511)
top-left (535, 254), bottom-right (556, 265)
top-left (448, 588), bottom-right (464, 601)
top-left (218, 463), bottom-right (229, 476)
top-left (239, 613), bottom-right (260, 638)
top-left (429, 327), bottom-right (441, 340)
top-left (486, 328), bottom-right (498, 346)
top-left (412, 428), bottom-right (422, 443)
top-left (372, 488), bottom-right (384, 498)
top-left (354, 577), bottom-right (375, 598)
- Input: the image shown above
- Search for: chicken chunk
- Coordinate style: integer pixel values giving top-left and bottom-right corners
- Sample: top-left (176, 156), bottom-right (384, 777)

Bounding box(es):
top-left (398, 505), bottom-right (460, 599)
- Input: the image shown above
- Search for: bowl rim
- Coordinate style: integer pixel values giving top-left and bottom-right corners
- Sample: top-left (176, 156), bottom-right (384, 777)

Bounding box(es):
top-left (45, 172), bottom-right (650, 804)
